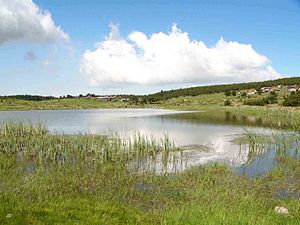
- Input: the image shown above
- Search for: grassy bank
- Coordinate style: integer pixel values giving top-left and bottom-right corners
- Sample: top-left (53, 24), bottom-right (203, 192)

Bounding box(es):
top-left (0, 123), bottom-right (299, 224)
top-left (0, 98), bottom-right (125, 111)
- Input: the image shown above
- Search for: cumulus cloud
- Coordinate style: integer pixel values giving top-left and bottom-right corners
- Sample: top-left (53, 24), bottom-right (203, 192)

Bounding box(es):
top-left (0, 0), bottom-right (69, 44)
top-left (24, 51), bottom-right (37, 61)
top-left (80, 24), bottom-right (281, 86)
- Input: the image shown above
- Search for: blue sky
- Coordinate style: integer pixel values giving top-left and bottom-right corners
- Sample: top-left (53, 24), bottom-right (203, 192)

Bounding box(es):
top-left (0, 0), bottom-right (299, 96)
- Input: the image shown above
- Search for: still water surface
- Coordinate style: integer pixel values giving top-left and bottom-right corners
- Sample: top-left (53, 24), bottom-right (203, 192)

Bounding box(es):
top-left (0, 108), bottom-right (288, 176)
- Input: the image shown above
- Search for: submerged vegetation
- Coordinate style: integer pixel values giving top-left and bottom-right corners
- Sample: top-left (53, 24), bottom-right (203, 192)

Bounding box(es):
top-left (0, 123), bottom-right (299, 224)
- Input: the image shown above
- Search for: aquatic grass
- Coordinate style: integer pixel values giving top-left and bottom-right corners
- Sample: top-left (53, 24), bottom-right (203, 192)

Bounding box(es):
top-left (0, 122), bottom-right (182, 175)
top-left (238, 128), bottom-right (300, 164)
top-left (272, 132), bottom-right (300, 158)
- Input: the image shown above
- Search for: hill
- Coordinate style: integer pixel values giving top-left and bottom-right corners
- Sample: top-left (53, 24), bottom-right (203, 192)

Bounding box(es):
top-left (143, 77), bottom-right (300, 102)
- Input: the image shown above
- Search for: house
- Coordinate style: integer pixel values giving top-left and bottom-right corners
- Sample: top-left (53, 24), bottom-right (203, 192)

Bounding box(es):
top-left (289, 88), bottom-right (297, 92)
top-left (247, 91), bottom-right (257, 95)
top-left (261, 87), bottom-right (271, 93)
top-left (96, 96), bottom-right (115, 101)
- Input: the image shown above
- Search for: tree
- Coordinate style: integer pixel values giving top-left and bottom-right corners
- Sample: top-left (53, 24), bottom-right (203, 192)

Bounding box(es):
top-left (131, 96), bottom-right (138, 104)
top-left (256, 88), bottom-right (262, 95)
top-left (224, 90), bottom-right (231, 97)
top-left (265, 91), bottom-right (277, 104)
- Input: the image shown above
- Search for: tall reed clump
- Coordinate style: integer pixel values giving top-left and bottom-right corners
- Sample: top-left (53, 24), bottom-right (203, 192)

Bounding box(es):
top-left (239, 129), bottom-right (300, 163)
top-left (0, 122), bottom-right (179, 173)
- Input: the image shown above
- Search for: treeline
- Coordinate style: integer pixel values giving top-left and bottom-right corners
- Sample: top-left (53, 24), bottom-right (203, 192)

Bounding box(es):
top-left (143, 77), bottom-right (300, 102)
top-left (0, 95), bottom-right (56, 101)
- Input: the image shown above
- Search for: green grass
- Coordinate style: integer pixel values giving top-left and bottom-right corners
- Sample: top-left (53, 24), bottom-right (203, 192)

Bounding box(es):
top-left (0, 123), bottom-right (299, 224)
top-left (146, 88), bottom-right (290, 109)
top-left (0, 98), bottom-right (125, 111)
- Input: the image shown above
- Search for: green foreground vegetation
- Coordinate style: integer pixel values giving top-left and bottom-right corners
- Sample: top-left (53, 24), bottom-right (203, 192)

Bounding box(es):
top-left (0, 123), bottom-right (299, 224)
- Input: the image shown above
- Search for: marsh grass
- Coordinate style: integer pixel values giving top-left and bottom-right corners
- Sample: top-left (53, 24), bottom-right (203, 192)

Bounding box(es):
top-left (237, 129), bottom-right (300, 163)
top-left (0, 122), bottom-right (180, 173)
top-left (0, 123), bottom-right (299, 224)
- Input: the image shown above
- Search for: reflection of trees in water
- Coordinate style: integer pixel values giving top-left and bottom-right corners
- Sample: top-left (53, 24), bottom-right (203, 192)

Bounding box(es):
top-left (225, 111), bottom-right (231, 122)
top-left (232, 114), bottom-right (237, 122)
top-left (161, 111), bottom-right (288, 129)
top-left (257, 118), bottom-right (263, 125)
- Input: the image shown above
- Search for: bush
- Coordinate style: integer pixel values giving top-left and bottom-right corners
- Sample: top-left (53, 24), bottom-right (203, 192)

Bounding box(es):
top-left (282, 91), bottom-right (300, 106)
top-left (256, 88), bottom-right (262, 95)
top-left (244, 92), bottom-right (278, 106)
top-left (244, 99), bottom-right (267, 106)
top-left (264, 91), bottom-right (278, 104)
top-left (224, 90), bottom-right (231, 97)
top-left (224, 99), bottom-right (231, 106)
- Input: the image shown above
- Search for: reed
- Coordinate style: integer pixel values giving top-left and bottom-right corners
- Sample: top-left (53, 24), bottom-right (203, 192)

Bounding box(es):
top-left (0, 122), bottom-right (181, 174)
top-left (239, 129), bottom-right (300, 163)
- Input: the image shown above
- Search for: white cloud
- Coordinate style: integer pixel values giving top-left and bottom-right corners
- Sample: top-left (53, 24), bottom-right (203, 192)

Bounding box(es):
top-left (80, 24), bottom-right (281, 86)
top-left (0, 0), bottom-right (69, 44)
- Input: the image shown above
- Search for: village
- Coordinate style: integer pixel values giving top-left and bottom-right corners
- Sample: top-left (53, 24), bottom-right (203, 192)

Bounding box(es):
top-left (242, 85), bottom-right (300, 95)
top-left (84, 94), bottom-right (130, 102)
top-left (83, 84), bottom-right (300, 100)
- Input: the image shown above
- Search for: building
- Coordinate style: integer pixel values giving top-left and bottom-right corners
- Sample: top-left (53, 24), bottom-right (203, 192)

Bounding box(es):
top-left (96, 96), bottom-right (115, 101)
top-left (120, 98), bottom-right (129, 102)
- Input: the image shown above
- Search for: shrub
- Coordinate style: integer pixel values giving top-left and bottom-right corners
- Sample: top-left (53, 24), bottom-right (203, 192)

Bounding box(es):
top-left (264, 91), bottom-right (278, 104)
top-left (224, 90), bottom-right (231, 96)
top-left (244, 99), bottom-right (266, 106)
top-left (256, 88), bottom-right (262, 95)
top-left (224, 99), bottom-right (231, 106)
top-left (282, 91), bottom-right (300, 106)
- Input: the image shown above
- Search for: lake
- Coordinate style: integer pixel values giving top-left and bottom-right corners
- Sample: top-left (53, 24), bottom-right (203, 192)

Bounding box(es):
top-left (0, 108), bottom-right (294, 177)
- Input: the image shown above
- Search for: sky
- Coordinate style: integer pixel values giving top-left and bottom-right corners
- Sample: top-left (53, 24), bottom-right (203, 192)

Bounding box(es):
top-left (0, 0), bottom-right (300, 96)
